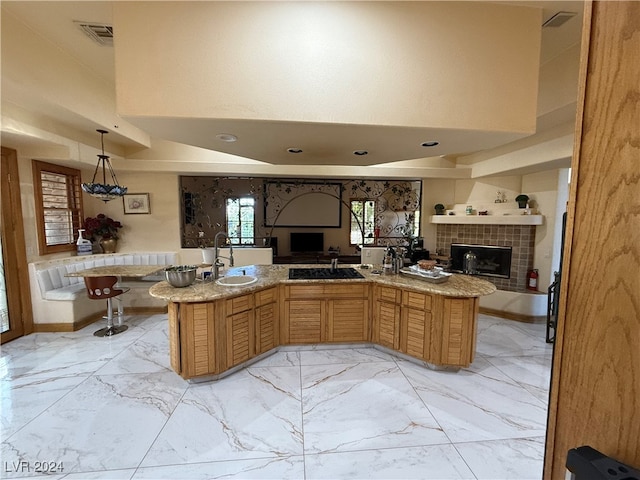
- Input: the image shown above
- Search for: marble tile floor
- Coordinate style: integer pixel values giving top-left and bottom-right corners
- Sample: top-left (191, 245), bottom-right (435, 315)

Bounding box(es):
top-left (0, 313), bottom-right (553, 480)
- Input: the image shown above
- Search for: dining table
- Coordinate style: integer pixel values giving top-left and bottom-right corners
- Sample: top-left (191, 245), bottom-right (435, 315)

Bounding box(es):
top-left (65, 265), bottom-right (167, 278)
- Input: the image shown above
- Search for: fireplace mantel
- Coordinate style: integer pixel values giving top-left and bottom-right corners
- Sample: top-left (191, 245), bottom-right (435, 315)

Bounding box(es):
top-left (430, 215), bottom-right (544, 225)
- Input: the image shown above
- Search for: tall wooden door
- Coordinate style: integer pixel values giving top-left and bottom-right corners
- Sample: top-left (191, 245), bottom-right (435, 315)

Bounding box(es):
top-left (1, 147), bottom-right (33, 343)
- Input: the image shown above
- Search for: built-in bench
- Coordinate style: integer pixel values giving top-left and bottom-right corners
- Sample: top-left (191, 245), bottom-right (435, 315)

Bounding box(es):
top-left (28, 252), bottom-right (178, 331)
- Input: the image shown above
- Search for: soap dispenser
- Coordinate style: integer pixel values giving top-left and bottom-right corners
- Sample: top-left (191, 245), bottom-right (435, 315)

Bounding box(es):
top-left (76, 229), bottom-right (93, 256)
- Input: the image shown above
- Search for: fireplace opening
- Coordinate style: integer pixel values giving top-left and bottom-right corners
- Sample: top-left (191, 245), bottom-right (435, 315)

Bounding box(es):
top-left (450, 243), bottom-right (512, 279)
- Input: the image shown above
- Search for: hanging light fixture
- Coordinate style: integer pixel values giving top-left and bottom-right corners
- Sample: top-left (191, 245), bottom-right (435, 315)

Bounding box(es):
top-left (81, 129), bottom-right (127, 202)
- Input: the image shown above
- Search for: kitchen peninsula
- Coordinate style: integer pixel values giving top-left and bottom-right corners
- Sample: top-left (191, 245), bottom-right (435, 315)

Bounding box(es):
top-left (150, 264), bottom-right (496, 381)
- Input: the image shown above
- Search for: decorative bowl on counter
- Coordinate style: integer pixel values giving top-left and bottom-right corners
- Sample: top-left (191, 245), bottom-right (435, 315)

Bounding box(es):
top-left (164, 265), bottom-right (198, 287)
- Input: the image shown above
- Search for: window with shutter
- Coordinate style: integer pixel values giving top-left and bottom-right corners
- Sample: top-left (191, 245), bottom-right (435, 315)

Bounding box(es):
top-left (32, 160), bottom-right (84, 254)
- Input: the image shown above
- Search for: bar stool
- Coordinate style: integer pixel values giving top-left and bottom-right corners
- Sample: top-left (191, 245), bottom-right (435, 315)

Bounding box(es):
top-left (84, 276), bottom-right (130, 337)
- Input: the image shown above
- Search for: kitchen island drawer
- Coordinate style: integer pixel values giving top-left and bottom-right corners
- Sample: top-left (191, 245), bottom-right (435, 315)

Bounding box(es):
top-left (284, 283), bottom-right (369, 299)
top-left (225, 293), bottom-right (254, 315)
top-left (255, 287), bottom-right (277, 306)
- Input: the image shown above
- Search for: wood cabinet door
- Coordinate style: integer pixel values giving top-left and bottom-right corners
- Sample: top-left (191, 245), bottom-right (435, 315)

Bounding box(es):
top-left (255, 287), bottom-right (277, 307)
top-left (181, 302), bottom-right (217, 378)
top-left (256, 303), bottom-right (278, 355)
top-left (372, 285), bottom-right (400, 350)
top-left (399, 290), bottom-right (433, 360)
top-left (255, 287), bottom-right (278, 355)
top-left (226, 309), bottom-right (255, 368)
top-left (377, 285), bottom-right (401, 303)
top-left (284, 299), bottom-right (325, 344)
top-left (374, 300), bottom-right (400, 350)
top-left (400, 307), bottom-right (432, 360)
top-left (327, 298), bottom-right (369, 342)
top-left (437, 297), bottom-right (477, 367)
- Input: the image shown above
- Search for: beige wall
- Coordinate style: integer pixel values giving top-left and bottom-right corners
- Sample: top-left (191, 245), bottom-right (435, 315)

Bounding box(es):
top-left (420, 178), bottom-right (455, 253)
top-left (537, 43), bottom-right (581, 118)
top-left (453, 176), bottom-right (522, 205)
top-left (420, 173), bottom-right (563, 291)
top-left (19, 158), bottom-right (183, 263)
top-left (1, 8), bottom-right (148, 151)
top-left (95, 172), bottom-right (182, 254)
top-left (115, 2), bottom-right (540, 133)
top-left (522, 169), bottom-right (569, 288)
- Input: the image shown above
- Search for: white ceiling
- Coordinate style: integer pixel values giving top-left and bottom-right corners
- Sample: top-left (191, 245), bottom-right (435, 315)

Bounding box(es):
top-left (1, 1), bottom-right (584, 168)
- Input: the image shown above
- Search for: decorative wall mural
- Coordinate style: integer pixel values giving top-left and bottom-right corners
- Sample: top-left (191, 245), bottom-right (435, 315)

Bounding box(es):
top-left (179, 176), bottom-right (421, 251)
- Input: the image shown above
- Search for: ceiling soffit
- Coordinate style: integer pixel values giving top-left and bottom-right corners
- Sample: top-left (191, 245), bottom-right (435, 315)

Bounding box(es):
top-left (115, 2), bottom-right (541, 165)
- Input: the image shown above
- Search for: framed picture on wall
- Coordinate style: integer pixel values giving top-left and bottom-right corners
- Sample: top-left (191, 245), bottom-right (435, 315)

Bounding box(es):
top-left (123, 193), bottom-right (150, 214)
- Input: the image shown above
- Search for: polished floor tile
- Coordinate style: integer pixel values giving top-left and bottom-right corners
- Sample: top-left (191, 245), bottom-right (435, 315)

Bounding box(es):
top-left (305, 444), bottom-right (475, 479)
top-left (455, 436), bottom-right (546, 480)
top-left (399, 357), bottom-right (548, 443)
top-left (302, 361), bottom-right (449, 453)
top-left (140, 366), bottom-right (303, 467)
top-left (134, 457), bottom-right (305, 480)
top-left (1, 371), bottom-right (187, 474)
top-left (1, 313), bottom-right (553, 479)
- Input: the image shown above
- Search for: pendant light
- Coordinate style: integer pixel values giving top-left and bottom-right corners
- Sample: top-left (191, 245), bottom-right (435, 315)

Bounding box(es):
top-left (81, 129), bottom-right (127, 202)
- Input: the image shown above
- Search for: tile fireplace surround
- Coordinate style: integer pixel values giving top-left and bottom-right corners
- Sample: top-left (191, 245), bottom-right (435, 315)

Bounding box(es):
top-left (436, 224), bottom-right (535, 292)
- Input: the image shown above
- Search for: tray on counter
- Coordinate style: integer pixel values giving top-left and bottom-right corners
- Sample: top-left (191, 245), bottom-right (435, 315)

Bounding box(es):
top-left (399, 266), bottom-right (452, 284)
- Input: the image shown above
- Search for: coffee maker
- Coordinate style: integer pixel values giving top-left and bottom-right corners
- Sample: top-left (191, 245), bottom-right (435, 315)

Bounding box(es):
top-left (409, 237), bottom-right (429, 263)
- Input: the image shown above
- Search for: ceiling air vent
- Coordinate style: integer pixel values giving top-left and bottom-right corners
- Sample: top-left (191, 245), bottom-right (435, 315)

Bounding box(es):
top-left (542, 11), bottom-right (577, 28)
top-left (75, 22), bottom-right (113, 46)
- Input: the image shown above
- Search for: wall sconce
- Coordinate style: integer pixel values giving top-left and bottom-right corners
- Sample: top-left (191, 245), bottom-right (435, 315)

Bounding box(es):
top-left (81, 129), bottom-right (127, 202)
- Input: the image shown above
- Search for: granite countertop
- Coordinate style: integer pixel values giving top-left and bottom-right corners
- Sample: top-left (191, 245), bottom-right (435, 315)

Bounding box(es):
top-left (149, 264), bottom-right (496, 303)
top-left (66, 265), bottom-right (166, 277)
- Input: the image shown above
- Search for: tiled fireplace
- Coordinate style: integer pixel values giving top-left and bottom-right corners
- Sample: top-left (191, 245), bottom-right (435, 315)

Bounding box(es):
top-left (435, 224), bottom-right (535, 292)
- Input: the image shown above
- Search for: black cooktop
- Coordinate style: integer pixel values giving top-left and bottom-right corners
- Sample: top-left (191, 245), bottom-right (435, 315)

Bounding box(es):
top-left (288, 267), bottom-right (365, 280)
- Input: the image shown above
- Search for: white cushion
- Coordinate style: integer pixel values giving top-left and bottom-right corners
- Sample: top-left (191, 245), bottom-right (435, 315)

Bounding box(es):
top-left (43, 283), bottom-right (87, 301)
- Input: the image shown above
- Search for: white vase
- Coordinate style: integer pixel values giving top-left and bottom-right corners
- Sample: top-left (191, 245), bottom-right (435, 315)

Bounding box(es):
top-left (201, 248), bottom-right (215, 265)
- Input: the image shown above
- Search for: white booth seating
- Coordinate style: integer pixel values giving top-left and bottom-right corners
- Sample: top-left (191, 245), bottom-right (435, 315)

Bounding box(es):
top-left (28, 252), bottom-right (178, 331)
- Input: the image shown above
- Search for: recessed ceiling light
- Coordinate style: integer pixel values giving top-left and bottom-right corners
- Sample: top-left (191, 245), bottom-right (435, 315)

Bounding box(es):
top-left (216, 133), bottom-right (237, 142)
top-left (353, 150), bottom-right (368, 156)
top-left (421, 141), bottom-right (439, 147)
top-left (287, 148), bottom-right (303, 154)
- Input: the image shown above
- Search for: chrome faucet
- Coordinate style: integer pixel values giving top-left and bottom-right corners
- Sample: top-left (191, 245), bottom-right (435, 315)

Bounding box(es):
top-left (212, 232), bottom-right (234, 279)
top-left (330, 257), bottom-right (338, 273)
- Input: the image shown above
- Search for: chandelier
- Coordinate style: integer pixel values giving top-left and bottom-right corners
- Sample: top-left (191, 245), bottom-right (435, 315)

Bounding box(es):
top-left (81, 129), bottom-right (127, 202)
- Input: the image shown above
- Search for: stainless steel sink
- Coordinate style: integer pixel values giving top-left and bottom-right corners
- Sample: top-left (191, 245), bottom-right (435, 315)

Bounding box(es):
top-left (288, 267), bottom-right (364, 280)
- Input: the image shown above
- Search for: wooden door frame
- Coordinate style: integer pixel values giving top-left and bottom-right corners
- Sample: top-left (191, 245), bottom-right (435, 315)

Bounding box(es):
top-left (1, 146), bottom-right (33, 343)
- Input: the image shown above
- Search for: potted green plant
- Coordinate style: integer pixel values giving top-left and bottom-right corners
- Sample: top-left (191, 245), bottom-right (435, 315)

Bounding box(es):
top-left (434, 203), bottom-right (446, 215)
top-left (515, 194), bottom-right (529, 208)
